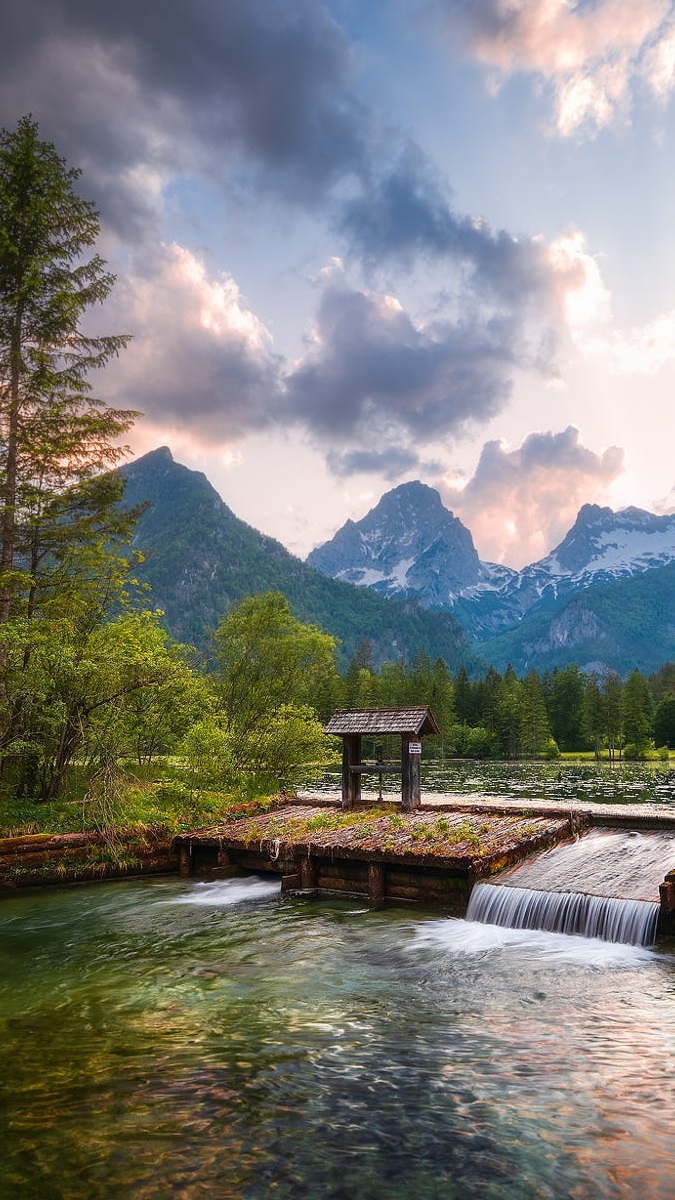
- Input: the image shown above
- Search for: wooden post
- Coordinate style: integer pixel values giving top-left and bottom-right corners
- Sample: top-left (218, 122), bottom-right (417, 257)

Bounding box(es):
top-left (368, 861), bottom-right (385, 904)
top-left (401, 736), bottom-right (422, 811)
top-left (341, 734), bottom-right (362, 809)
top-left (300, 856), bottom-right (316, 890)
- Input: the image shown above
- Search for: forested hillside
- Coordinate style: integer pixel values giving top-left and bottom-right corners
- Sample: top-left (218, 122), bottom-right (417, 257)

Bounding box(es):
top-left (475, 561), bottom-right (675, 676)
top-left (121, 448), bottom-right (476, 669)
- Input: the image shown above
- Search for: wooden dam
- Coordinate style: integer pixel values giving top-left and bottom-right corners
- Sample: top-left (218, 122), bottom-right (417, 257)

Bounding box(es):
top-left (173, 798), bottom-right (675, 938)
top-left (174, 801), bottom-right (584, 912)
top-left (173, 709), bottom-right (675, 940)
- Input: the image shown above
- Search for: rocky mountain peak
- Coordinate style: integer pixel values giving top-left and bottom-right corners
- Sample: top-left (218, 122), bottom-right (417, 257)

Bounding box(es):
top-left (307, 480), bottom-right (482, 607)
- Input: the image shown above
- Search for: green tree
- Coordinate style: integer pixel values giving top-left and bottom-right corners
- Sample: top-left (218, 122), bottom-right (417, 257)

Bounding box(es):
top-left (428, 657), bottom-right (455, 752)
top-left (0, 115), bottom-right (137, 622)
top-left (654, 695), bottom-right (675, 749)
top-left (0, 608), bottom-right (197, 800)
top-left (211, 592), bottom-right (339, 782)
top-left (621, 668), bottom-right (653, 756)
top-left (548, 664), bottom-right (585, 751)
top-left (581, 672), bottom-right (604, 759)
top-left (520, 669), bottom-right (554, 758)
top-left (343, 638), bottom-right (379, 708)
top-left (88, 613), bottom-right (212, 767)
top-left (650, 661), bottom-right (675, 702)
top-left (453, 665), bottom-right (475, 724)
top-left (602, 669), bottom-right (623, 760)
top-left (493, 665), bottom-right (523, 758)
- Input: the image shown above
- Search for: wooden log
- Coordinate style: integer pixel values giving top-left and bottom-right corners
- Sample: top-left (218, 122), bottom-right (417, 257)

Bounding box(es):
top-left (315, 873), bottom-right (367, 894)
top-left (0, 830), bottom-right (106, 856)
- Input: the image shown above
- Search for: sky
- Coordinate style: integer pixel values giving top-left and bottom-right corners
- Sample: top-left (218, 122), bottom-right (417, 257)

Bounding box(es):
top-left (3, 0), bottom-right (675, 568)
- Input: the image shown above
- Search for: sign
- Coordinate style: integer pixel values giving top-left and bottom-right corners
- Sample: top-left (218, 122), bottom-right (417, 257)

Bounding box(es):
top-left (408, 741), bottom-right (422, 754)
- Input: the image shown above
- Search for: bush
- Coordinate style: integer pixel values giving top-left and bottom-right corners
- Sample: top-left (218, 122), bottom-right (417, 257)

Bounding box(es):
top-left (447, 723), bottom-right (499, 759)
top-left (539, 737), bottom-right (561, 760)
top-left (623, 739), bottom-right (658, 761)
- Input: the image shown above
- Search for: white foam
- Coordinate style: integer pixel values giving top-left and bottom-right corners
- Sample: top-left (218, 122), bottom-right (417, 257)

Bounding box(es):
top-left (165, 876), bottom-right (281, 907)
top-left (414, 916), bottom-right (657, 967)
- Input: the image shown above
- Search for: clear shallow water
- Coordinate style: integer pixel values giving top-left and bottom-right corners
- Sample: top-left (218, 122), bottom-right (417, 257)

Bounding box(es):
top-left (3, 877), bottom-right (675, 1199)
top-left (306, 760), bottom-right (675, 806)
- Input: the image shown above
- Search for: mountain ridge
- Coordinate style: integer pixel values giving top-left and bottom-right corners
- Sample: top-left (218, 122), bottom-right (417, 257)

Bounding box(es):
top-left (307, 479), bottom-right (675, 672)
top-left (119, 448), bottom-right (473, 670)
top-left (117, 451), bottom-right (675, 675)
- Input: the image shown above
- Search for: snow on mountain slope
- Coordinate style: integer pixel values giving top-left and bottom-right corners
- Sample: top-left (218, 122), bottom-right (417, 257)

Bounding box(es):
top-left (308, 487), bottom-right (675, 643)
top-left (307, 481), bottom-right (487, 608)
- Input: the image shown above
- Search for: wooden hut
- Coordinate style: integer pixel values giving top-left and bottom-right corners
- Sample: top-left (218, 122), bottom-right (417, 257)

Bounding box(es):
top-left (324, 706), bottom-right (440, 811)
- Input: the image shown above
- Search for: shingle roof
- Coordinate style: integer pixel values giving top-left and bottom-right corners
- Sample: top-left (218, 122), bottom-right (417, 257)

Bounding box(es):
top-left (324, 706), bottom-right (440, 736)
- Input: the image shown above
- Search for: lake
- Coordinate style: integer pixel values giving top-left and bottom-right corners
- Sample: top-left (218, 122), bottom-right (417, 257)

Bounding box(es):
top-left (2, 872), bottom-right (675, 1199)
top-left (304, 758), bottom-right (675, 808)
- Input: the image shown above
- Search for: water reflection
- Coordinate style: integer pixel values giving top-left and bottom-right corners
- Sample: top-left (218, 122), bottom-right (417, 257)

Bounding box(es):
top-left (305, 759), bottom-right (675, 807)
top-left (2, 877), bottom-right (675, 1199)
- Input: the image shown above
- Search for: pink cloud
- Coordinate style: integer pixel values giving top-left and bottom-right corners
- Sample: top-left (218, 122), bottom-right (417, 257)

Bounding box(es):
top-left (438, 0), bottom-right (670, 134)
top-left (440, 427), bottom-right (624, 567)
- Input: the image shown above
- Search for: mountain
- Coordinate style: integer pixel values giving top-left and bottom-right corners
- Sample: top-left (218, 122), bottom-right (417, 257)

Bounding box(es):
top-left (307, 480), bottom-right (506, 607)
top-left (307, 484), bottom-right (675, 674)
top-left (119, 448), bottom-right (473, 669)
top-left (476, 560), bottom-right (675, 676)
top-left (459, 503), bottom-right (675, 638)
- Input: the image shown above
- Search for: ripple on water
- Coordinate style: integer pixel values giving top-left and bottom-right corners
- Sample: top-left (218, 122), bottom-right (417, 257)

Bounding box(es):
top-left (2, 876), bottom-right (675, 1200)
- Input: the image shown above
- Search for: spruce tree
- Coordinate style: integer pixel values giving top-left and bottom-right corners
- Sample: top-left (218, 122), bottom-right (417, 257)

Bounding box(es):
top-left (0, 115), bottom-right (138, 621)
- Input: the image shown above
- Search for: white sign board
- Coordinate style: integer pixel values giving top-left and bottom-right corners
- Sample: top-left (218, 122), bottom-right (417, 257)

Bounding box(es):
top-left (409, 741), bottom-right (422, 754)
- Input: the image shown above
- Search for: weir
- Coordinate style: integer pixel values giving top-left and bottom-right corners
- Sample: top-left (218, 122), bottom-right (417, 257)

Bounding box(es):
top-left (466, 828), bottom-right (675, 946)
top-left (173, 807), bottom-right (675, 944)
top-left (466, 883), bottom-right (660, 946)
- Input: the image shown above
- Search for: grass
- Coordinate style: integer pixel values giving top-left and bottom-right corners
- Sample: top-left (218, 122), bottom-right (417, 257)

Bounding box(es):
top-left (0, 758), bottom-right (280, 840)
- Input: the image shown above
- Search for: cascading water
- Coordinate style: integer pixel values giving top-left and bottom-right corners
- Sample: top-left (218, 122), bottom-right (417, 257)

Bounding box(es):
top-left (466, 882), bottom-right (660, 947)
top-left (465, 827), bottom-right (675, 947)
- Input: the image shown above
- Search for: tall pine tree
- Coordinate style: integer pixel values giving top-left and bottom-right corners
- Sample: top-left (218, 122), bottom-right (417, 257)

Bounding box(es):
top-left (0, 115), bottom-right (138, 621)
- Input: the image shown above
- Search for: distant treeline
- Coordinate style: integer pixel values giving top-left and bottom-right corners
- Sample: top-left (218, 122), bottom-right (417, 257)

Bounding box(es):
top-left (336, 640), bottom-right (675, 760)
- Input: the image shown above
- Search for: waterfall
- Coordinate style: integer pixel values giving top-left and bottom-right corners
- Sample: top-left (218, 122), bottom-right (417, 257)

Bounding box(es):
top-left (466, 882), bottom-right (660, 947)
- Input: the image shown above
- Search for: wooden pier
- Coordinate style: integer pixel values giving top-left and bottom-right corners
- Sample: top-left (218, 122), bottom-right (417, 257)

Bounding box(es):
top-left (174, 803), bottom-right (582, 911)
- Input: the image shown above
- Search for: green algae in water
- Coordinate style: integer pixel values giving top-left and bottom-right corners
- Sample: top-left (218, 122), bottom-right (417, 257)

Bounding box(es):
top-left (2, 876), bottom-right (675, 1199)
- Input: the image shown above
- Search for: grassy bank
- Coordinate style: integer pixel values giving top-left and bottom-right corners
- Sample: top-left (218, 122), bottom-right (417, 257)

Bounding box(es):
top-left (0, 763), bottom-right (283, 842)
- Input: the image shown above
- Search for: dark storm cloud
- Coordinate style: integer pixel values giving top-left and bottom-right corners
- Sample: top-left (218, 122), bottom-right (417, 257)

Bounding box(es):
top-left (0, 0), bottom-right (368, 231)
top-left (0, 0), bottom-right (556, 311)
top-left (284, 283), bottom-right (520, 449)
top-left (0, 0), bottom-right (572, 474)
top-left (327, 446), bottom-right (423, 478)
top-left (338, 144), bottom-right (556, 308)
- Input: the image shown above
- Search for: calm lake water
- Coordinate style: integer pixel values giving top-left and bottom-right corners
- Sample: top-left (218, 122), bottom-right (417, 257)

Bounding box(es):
top-left (306, 759), bottom-right (675, 807)
top-left (3, 874), bottom-right (675, 1199)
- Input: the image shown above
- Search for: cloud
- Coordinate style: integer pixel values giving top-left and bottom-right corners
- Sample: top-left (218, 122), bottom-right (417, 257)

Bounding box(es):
top-left (583, 311), bottom-right (675, 374)
top-left (0, 0), bottom-right (603, 308)
top-left (283, 281), bottom-right (529, 452)
top-left (436, 0), bottom-right (671, 135)
top-left (97, 244), bottom-right (571, 478)
top-left (440, 427), bottom-right (624, 566)
top-left (327, 446), bottom-right (423, 479)
top-left (0, 0), bottom-right (367, 231)
top-left (102, 244), bottom-right (283, 439)
top-left (338, 143), bottom-right (559, 308)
